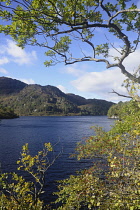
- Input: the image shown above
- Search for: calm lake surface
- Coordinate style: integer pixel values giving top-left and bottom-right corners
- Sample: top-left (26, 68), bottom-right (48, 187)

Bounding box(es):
top-left (0, 116), bottom-right (114, 204)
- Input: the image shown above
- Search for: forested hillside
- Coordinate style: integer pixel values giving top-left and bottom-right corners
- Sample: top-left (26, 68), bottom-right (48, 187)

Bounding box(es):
top-left (0, 77), bottom-right (27, 95)
top-left (0, 77), bottom-right (114, 116)
top-left (0, 106), bottom-right (18, 119)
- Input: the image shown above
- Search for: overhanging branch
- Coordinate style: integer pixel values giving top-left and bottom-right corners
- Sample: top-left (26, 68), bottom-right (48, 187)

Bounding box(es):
top-left (109, 9), bottom-right (140, 24)
top-left (110, 89), bottom-right (132, 99)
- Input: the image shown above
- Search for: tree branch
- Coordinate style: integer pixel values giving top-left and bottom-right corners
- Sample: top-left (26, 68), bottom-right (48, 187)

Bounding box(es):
top-left (100, 0), bottom-right (111, 17)
top-left (118, 63), bottom-right (140, 83)
top-left (110, 89), bottom-right (132, 99)
top-left (109, 9), bottom-right (140, 24)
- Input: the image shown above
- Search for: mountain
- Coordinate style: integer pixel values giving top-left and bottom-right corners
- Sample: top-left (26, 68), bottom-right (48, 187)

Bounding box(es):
top-left (66, 93), bottom-right (114, 115)
top-left (0, 77), bottom-right (114, 116)
top-left (0, 77), bottom-right (27, 95)
top-left (66, 93), bottom-right (88, 105)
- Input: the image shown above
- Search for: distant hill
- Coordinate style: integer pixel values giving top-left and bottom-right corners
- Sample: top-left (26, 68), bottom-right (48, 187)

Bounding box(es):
top-left (0, 77), bottom-right (114, 116)
top-left (66, 93), bottom-right (88, 105)
top-left (0, 77), bottom-right (27, 95)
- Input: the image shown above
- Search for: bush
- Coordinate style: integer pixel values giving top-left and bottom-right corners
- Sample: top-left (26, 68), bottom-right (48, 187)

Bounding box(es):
top-left (0, 143), bottom-right (55, 210)
top-left (55, 101), bottom-right (140, 210)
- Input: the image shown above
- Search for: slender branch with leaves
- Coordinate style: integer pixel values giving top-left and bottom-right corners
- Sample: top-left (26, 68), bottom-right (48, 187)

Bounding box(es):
top-left (0, 142), bottom-right (61, 209)
top-left (0, 0), bottom-right (140, 83)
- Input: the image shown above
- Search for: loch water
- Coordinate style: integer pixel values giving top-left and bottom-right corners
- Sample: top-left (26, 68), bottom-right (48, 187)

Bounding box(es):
top-left (0, 116), bottom-right (114, 204)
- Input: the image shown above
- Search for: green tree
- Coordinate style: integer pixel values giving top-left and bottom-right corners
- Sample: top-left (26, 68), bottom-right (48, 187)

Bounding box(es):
top-left (0, 142), bottom-right (61, 209)
top-left (107, 100), bottom-right (140, 119)
top-left (0, 105), bottom-right (18, 119)
top-left (55, 100), bottom-right (140, 209)
top-left (0, 0), bottom-right (140, 85)
top-left (0, 1), bottom-right (140, 209)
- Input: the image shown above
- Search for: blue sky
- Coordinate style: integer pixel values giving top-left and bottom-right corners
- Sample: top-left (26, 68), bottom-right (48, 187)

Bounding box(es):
top-left (0, 0), bottom-right (140, 102)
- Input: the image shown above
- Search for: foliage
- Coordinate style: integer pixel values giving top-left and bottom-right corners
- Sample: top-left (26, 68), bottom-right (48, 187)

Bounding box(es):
top-left (0, 142), bottom-right (57, 209)
top-left (107, 100), bottom-right (140, 119)
top-left (107, 101), bottom-right (126, 118)
top-left (122, 77), bottom-right (140, 102)
top-left (0, 1), bottom-right (140, 209)
top-left (55, 100), bottom-right (140, 209)
top-left (79, 100), bottom-right (113, 116)
top-left (109, 76), bottom-right (140, 113)
top-left (0, 102), bottom-right (139, 210)
top-left (0, 105), bottom-right (18, 119)
top-left (0, 0), bottom-right (140, 83)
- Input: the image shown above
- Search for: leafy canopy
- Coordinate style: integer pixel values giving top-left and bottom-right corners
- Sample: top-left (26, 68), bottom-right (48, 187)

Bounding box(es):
top-left (0, 2), bottom-right (140, 209)
top-left (0, 0), bottom-right (140, 83)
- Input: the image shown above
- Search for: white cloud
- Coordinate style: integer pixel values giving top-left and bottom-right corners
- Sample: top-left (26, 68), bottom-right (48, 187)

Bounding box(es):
top-left (123, 49), bottom-right (140, 73)
top-left (71, 68), bottom-right (128, 102)
top-left (63, 46), bottom-right (140, 102)
top-left (63, 64), bottom-right (86, 77)
top-left (71, 69), bottom-right (125, 98)
top-left (0, 57), bottom-right (9, 65)
top-left (0, 39), bottom-right (37, 66)
top-left (7, 76), bottom-right (35, 84)
top-left (0, 67), bottom-right (8, 74)
top-left (57, 85), bottom-right (68, 93)
top-left (5, 40), bottom-right (37, 65)
top-left (20, 78), bottom-right (35, 84)
top-left (109, 47), bottom-right (140, 73)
